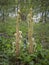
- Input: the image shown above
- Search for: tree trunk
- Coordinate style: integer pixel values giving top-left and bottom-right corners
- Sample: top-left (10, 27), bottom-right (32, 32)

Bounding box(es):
top-left (44, 11), bottom-right (47, 23)
top-left (2, 9), bottom-right (5, 22)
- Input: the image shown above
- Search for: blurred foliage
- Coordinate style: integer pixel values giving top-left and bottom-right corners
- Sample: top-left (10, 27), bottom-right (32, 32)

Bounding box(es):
top-left (0, 18), bottom-right (49, 65)
top-left (33, 23), bottom-right (49, 49)
top-left (0, 0), bottom-right (49, 65)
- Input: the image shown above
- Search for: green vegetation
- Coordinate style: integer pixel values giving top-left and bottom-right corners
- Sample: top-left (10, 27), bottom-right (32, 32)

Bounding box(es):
top-left (0, 0), bottom-right (49, 65)
top-left (0, 18), bottom-right (49, 65)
